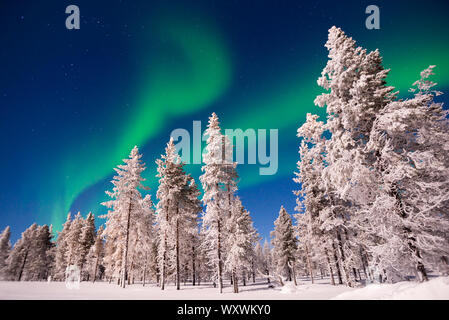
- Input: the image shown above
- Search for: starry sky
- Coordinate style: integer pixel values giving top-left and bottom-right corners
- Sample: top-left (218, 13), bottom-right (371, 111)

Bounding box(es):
top-left (1, 0), bottom-right (448, 243)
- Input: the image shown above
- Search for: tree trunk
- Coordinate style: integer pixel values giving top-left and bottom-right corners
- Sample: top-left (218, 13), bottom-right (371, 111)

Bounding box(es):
top-left (251, 260), bottom-right (256, 283)
top-left (192, 245), bottom-right (196, 286)
top-left (128, 260), bottom-right (134, 285)
top-left (92, 255), bottom-right (99, 283)
top-left (18, 249), bottom-right (29, 281)
top-left (176, 210), bottom-right (181, 290)
top-left (352, 268), bottom-right (358, 282)
top-left (336, 230), bottom-right (353, 287)
top-left (242, 271), bottom-right (246, 286)
top-left (143, 258), bottom-right (147, 287)
top-left (332, 242), bottom-right (343, 284)
top-left (217, 219), bottom-right (223, 293)
top-left (391, 183), bottom-right (428, 282)
top-left (325, 247), bottom-right (335, 286)
top-left (232, 270), bottom-right (238, 293)
top-left (360, 249), bottom-right (369, 281)
top-left (161, 200), bottom-right (170, 290)
top-left (305, 245), bottom-right (314, 284)
top-left (291, 262), bottom-right (297, 286)
top-left (121, 199), bottom-right (132, 288)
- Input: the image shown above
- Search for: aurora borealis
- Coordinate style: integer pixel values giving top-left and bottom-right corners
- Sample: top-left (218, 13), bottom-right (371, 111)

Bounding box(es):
top-left (1, 0), bottom-right (448, 242)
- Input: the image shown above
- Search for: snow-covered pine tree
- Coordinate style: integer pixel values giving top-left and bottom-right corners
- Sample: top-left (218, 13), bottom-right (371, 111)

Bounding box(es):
top-left (86, 225), bottom-right (104, 282)
top-left (155, 138), bottom-right (182, 290)
top-left (54, 213), bottom-right (72, 280)
top-left (200, 112), bottom-right (238, 293)
top-left (79, 212), bottom-right (96, 278)
top-left (30, 225), bottom-right (54, 280)
top-left (308, 26), bottom-right (398, 286)
top-left (262, 239), bottom-right (273, 283)
top-left (224, 197), bottom-right (258, 293)
top-left (180, 177), bottom-right (202, 287)
top-left (101, 226), bottom-right (121, 284)
top-left (156, 138), bottom-right (202, 290)
top-left (65, 212), bottom-right (84, 268)
top-left (0, 226), bottom-right (11, 279)
top-left (308, 26), bottom-right (449, 284)
top-left (174, 175), bottom-right (202, 290)
top-left (3, 224), bottom-right (53, 281)
top-left (195, 229), bottom-right (209, 285)
top-left (295, 113), bottom-right (344, 286)
top-left (362, 66), bottom-right (449, 282)
top-left (132, 194), bottom-right (157, 286)
top-left (254, 241), bottom-right (263, 281)
top-left (6, 224), bottom-right (38, 281)
top-left (271, 206), bottom-right (297, 285)
top-left (295, 113), bottom-right (326, 285)
top-left (101, 146), bottom-right (147, 288)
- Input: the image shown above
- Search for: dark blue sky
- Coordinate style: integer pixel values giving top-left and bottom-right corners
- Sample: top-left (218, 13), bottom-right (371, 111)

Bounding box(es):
top-left (1, 0), bottom-right (448, 243)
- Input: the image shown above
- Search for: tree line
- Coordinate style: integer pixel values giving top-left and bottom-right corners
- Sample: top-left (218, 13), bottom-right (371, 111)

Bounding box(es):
top-left (0, 27), bottom-right (448, 291)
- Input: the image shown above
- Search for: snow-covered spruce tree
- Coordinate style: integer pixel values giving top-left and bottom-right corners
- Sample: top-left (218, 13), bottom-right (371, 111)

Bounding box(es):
top-left (65, 212), bottom-right (84, 268)
top-left (6, 223), bottom-right (37, 280)
top-left (361, 66), bottom-right (449, 282)
top-left (262, 239), bottom-right (273, 283)
top-left (86, 225), bottom-right (104, 282)
top-left (156, 138), bottom-right (202, 290)
top-left (200, 112), bottom-right (238, 293)
top-left (5, 223), bottom-right (53, 281)
top-left (195, 229), bottom-right (209, 285)
top-left (309, 26), bottom-right (398, 286)
top-left (54, 213), bottom-right (72, 280)
top-left (131, 194), bottom-right (157, 286)
top-left (30, 225), bottom-right (54, 280)
top-left (78, 212), bottom-right (96, 279)
top-left (155, 138), bottom-right (181, 290)
top-left (185, 218), bottom-right (202, 286)
top-left (101, 146), bottom-right (147, 288)
top-left (295, 113), bottom-right (327, 285)
top-left (224, 197), bottom-right (258, 293)
top-left (121, 195), bottom-right (153, 286)
top-left (271, 206), bottom-right (297, 285)
top-left (175, 173), bottom-right (202, 289)
top-left (181, 178), bottom-right (202, 287)
top-left (295, 113), bottom-right (349, 286)
top-left (255, 241), bottom-right (264, 281)
top-left (102, 226), bottom-right (121, 284)
top-left (0, 226), bottom-right (11, 280)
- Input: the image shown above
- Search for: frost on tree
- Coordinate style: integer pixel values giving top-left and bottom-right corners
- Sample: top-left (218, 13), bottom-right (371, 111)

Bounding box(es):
top-left (101, 146), bottom-right (155, 288)
top-left (224, 197), bottom-right (259, 293)
top-left (362, 66), bottom-right (449, 281)
top-left (155, 138), bottom-right (201, 290)
top-left (5, 223), bottom-right (54, 281)
top-left (295, 26), bottom-right (449, 285)
top-left (85, 225), bottom-right (104, 282)
top-left (200, 113), bottom-right (238, 293)
top-left (54, 213), bottom-right (72, 280)
top-left (271, 206), bottom-right (297, 285)
top-left (0, 226), bottom-right (11, 280)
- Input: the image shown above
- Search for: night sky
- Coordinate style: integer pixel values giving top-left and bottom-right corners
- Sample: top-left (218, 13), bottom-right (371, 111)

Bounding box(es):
top-left (1, 0), bottom-right (448, 243)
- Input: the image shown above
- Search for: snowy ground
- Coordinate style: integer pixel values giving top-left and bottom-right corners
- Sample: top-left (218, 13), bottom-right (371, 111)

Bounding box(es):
top-left (1, 276), bottom-right (448, 300)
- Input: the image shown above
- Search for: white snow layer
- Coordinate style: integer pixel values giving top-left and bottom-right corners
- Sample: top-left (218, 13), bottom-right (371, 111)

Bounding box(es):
top-left (332, 276), bottom-right (449, 300)
top-left (1, 277), bottom-right (448, 300)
